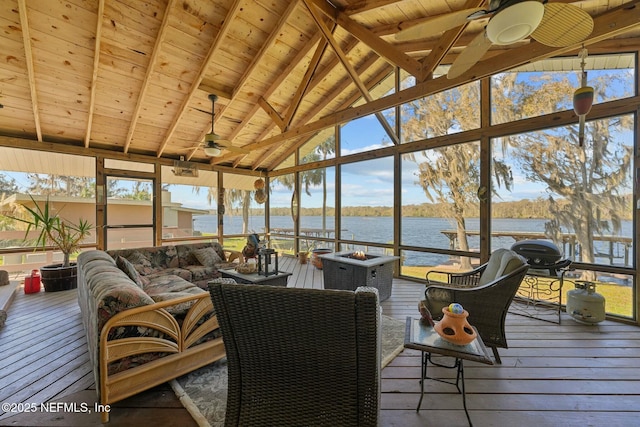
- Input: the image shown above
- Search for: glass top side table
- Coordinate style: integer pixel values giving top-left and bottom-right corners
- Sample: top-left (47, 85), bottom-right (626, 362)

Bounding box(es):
top-left (404, 317), bottom-right (494, 427)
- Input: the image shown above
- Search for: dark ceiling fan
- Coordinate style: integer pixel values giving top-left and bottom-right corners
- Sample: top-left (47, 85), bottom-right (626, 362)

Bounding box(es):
top-left (395, 0), bottom-right (594, 79)
top-left (188, 94), bottom-right (249, 157)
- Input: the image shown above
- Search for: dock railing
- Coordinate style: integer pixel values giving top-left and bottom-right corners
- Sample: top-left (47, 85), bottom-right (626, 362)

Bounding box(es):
top-left (441, 229), bottom-right (632, 267)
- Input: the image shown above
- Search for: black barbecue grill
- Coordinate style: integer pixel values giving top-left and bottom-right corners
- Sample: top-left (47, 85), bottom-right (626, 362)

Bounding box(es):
top-left (511, 239), bottom-right (571, 276)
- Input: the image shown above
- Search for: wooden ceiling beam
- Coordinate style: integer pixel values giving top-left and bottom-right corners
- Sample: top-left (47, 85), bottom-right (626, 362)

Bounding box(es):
top-left (231, 0), bottom-right (301, 101)
top-left (211, 8), bottom-right (385, 167)
top-left (232, 1), bottom-right (640, 155)
top-left (197, 79), bottom-right (233, 101)
top-left (217, 50), bottom-right (381, 168)
top-left (303, 0), bottom-right (398, 144)
top-left (211, 32), bottom-right (322, 165)
top-left (123, 0), bottom-right (177, 154)
top-left (84, 0), bottom-right (104, 148)
top-left (216, 4), bottom-right (378, 165)
top-left (17, 0), bottom-right (42, 142)
top-left (266, 61), bottom-right (394, 170)
top-left (198, 0), bottom-right (301, 161)
top-left (213, 35), bottom-right (357, 167)
top-left (206, 0), bottom-right (306, 157)
top-left (309, 0), bottom-right (422, 77)
top-left (283, 27), bottom-right (333, 131)
top-left (247, 143), bottom-right (279, 170)
top-left (156, 0), bottom-right (245, 158)
top-left (343, 0), bottom-right (407, 15)
top-left (243, 35), bottom-right (362, 149)
top-left (303, 0), bottom-right (371, 103)
top-left (247, 51), bottom-right (384, 169)
top-left (258, 97), bottom-right (286, 131)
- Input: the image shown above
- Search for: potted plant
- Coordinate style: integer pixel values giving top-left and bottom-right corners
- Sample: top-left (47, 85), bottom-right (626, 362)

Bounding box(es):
top-left (11, 195), bottom-right (92, 292)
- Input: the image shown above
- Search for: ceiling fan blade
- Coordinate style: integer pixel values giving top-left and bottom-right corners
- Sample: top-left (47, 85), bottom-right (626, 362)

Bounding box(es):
top-left (205, 132), bottom-right (221, 143)
top-left (223, 146), bottom-right (250, 154)
top-left (395, 7), bottom-right (485, 41)
top-left (176, 145), bottom-right (202, 152)
top-left (447, 30), bottom-right (493, 79)
top-left (531, 3), bottom-right (594, 48)
top-left (216, 140), bottom-right (250, 154)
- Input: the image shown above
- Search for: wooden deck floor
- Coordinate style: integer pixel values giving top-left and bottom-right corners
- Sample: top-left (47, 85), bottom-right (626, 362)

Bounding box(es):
top-left (1, 256), bottom-right (640, 426)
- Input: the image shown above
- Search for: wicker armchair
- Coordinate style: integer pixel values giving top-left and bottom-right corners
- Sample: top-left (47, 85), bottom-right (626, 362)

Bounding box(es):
top-left (423, 249), bottom-right (529, 363)
top-left (209, 283), bottom-right (381, 427)
top-left (426, 248), bottom-right (520, 288)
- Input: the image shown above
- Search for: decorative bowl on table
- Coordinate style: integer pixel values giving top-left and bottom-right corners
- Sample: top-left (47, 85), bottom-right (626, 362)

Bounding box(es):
top-left (236, 262), bottom-right (257, 274)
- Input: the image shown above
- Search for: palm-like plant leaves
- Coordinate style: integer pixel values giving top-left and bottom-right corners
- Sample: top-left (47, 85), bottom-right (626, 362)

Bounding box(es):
top-left (10, 195), bottom-right (93, 267)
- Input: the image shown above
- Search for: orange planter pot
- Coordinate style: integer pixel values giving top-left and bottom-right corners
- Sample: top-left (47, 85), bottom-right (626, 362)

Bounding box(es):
top-left (434, 307), bottom-right (477, 345)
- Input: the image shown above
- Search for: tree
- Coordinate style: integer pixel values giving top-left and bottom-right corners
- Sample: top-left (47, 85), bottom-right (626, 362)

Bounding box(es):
top-left (25, 173), bottom-right (95, 197)
top-left (225, 189), bottom-right (252, 234)
top-left (121, 180), bottom-right (152, 200)
top-left (316, 135), bottom-right (335, 233)
top-left (401, 81), bottom-right (512, 269)
top-left (510, 116), bottom-right (632, 269)
top-left (283, 135), bottom-right (336, 238)
top-left (0, 173), bottom-right (19, 197)
top-left (494, 71), bottom-right (633, 275)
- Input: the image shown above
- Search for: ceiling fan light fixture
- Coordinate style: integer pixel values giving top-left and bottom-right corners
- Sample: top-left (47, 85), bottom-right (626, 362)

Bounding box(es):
top-left (486, 1), bottom-right (544, 45)
top-left (203, 146), bottom-right (222, 157)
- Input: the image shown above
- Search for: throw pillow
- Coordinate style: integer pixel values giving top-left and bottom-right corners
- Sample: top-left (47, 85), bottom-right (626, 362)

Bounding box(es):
top-left (211, 242), bottom-right (227, 262)
top-left (116, 255), bottom-right (148, 288)
top-left (124, 250), bottom-right (155, 275)
top-left (193, 247), bottom-right (223, 267)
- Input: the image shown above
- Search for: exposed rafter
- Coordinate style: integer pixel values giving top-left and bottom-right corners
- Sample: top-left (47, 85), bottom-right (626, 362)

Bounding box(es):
top-left (197, 0), bottom-right (305, 161)
top-left (283, 25), bottom-right (334, 131)
top-left (123, 0), bottom-right (178, 154)
top-left (156, 0), bottom-right (245, 158)
top-left (84, 0), bottom-right (104, 148)
top-left (303, 0), bottom-right (399, 144)
top-left (309, 0), bottom-right (422, 77)
top-left (17, 0), bottom-right (41, 142)
top-left (232, 1), bottom-right (640, 156)
top-left (1, 0), bottom-right (639, 174)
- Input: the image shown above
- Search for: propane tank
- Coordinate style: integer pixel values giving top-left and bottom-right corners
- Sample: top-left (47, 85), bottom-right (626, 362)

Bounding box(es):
top-left (566, 281), bottom-right (605, 324)
top-left (24, 269), bottom-right (41, 294)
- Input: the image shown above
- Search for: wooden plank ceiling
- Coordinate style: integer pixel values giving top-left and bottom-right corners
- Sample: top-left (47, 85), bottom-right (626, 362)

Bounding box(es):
top-left (0, 0), bottom-right (639, 174)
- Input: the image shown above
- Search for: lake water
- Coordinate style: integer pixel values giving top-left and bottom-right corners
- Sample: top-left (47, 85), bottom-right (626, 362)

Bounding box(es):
top-left (193, 215), bottom-right (633, 267)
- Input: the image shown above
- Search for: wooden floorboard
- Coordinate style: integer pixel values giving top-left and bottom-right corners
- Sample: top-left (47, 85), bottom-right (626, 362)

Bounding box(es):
top-left (1, 255), bottom-right (639, 426)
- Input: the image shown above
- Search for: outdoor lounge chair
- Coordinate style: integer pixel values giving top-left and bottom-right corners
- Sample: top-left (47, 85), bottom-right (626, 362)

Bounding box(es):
top-left (209, 282), bottom-right (381, 427)
top-left (423, 248), bottom-right (529, 363)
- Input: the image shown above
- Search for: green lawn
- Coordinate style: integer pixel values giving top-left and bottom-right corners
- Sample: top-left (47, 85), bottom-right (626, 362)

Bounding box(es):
top-left (401, 265), bottom-right (633, 318)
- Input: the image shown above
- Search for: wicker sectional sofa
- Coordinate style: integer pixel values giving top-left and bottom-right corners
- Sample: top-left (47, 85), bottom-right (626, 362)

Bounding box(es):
top-left (77, 242), bottom-right (239, 422)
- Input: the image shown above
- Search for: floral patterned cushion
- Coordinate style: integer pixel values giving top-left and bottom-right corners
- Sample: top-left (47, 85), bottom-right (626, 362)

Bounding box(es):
top-left (145, 268), bottom-right (192, 282)
top-left (184, 265), bottom-right (220, 289)
top-left (177, 242), bottom-right (226, 267)
top-left (125, 251), bottom-right (153, 269)
top-left (108, 246), bottom-right (180, 276)
top-left (115, 256), bottom-right (148, 288)
top-left (144, 274), bottom-right (198, 295)
top-left (192, 247), bottom-right (223, 267)
top-left (150, 288), bottom-right (206, 316)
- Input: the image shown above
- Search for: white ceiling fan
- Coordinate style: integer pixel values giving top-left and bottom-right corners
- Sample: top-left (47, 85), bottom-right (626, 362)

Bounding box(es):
top-left (396, 0), bottom-right (594, 79)
top-left (188, 94), bottom-right (250, 157)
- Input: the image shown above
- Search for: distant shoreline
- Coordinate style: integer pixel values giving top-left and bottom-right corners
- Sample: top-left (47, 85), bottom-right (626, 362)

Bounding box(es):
top-left (228, 195), bottom-right (633, 221)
